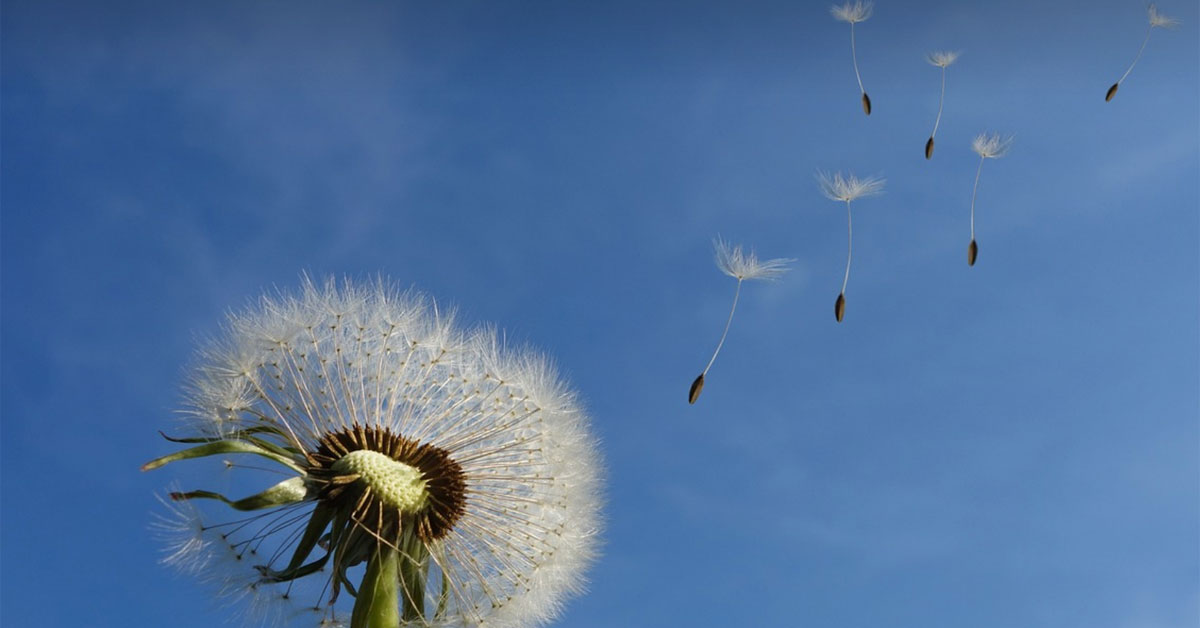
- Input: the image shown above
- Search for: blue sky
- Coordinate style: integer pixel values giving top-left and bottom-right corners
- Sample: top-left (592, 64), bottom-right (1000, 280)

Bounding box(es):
top-left (3, 1), bottom-right (1197, 626)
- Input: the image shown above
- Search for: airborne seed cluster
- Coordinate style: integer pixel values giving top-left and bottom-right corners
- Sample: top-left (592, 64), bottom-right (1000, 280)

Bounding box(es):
top-left (688, 2), bottom-right (1177, 404)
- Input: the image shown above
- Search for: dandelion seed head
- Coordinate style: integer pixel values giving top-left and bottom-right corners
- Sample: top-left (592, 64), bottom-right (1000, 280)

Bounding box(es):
top-left (713, 238), bottom-right (794, 281)
top-left (926, 50), bottom-right (960, 68)
top-left (816, 171), bottom-right (886, 203)
top-left (153, 275), bottom-right (603, 627)
top-left (1148, 3), bottom-right (1179, 28)
top-left (831, 1), bottom-right (873, 23)
top-left (972, 133), bottom-right (1013, 159)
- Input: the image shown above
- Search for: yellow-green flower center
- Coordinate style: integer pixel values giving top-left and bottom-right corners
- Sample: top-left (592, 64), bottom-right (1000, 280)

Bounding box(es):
top-left (333, 450), bottom-right (429, 513)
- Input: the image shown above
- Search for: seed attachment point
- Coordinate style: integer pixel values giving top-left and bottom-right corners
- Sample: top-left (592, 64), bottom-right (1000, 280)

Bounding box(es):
top-left (332, 450), bottom-right (429, 514)
top-left (688, 373), bottom-right (705, 404)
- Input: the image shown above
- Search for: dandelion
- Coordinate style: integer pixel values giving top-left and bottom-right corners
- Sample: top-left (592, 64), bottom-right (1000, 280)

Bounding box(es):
top-left (924, 51), bottom-right (960, 159)
top-left (967, 133), bottom-right (1013, 266)
top-left (1107, 3), bottom-right (1178, 101)
top-left (689, 238), bottom-right (792, 404)
top-left (144, 276), bottom-right (602, 628)
top-left (832, 1), bottom-right (875, 115)
top-left (817, 171), bottom-right (885, 322)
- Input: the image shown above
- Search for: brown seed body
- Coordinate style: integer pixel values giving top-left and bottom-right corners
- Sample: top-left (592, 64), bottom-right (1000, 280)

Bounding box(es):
top-left (925, 137), bottom-right (935, 159)
top-left (1106, 83), bottom-right (1119, 102)
top-left (688, 373), bottom-right (705, 404)
top-left (835, 293), bottom-right (846, 322)
top-left (968, 239), bottom-right (978, 266)
top-left (861, 92), bottom-right (872, 115)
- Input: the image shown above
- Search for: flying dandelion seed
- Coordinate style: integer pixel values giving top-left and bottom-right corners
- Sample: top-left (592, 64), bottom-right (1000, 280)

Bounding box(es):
top-left (1107, 3), bottom-right (1178, 101)
top-left (832, 1), bottom-right (874, 115)
top-left (817, 172), bottom-right (884, 322)
top-left (968, 133), bottom-right (1012, 266)
top-left (145, 276), bottom-right (602, 628)
top-left (924, 51), bottom-right (960, 159)
top-left (689, 238), bottom-right (792, 404)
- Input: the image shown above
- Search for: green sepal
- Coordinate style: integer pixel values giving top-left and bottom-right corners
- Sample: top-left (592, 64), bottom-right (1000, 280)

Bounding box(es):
top-left (328, 508), bottom-right (358, 604)
top-left (434, 565), bottom-right (449, 620)
top-left (339, 568), bottom-right (360, 598)
top-left (255, 504), bottom-right (333, 583)
top-left (141, 439), bottom-right (303, 473)
top-left (243, 434), bottom-right (304, 457)
top-left (157, 427), bottom-right (304, 456)
top-left (252, 502), bottom-right (338, 585)
top-left (158, 424), bottom-right (286, 443)
top-left (282, 502), bottom-right (335, 573)
top-left (398, 528), bottom-right (429, 622)
top-left (256, 552), bottom-right (330, 583)
top-left (170, 476), bottom-right (307, 511)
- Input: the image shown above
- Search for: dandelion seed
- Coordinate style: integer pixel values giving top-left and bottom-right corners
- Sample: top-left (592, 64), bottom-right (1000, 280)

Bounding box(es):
top-left (145, 276), bottom-right (602, 628)
top-left (924, 50), bottom-right (960, 159)
top-left (690, 238), bottom-right (792, 404)
top-left (832, 1), bottom-right (875, 115)
top-left (1107, 3), bottom-right (1178, 101)
top-left (817, 171), bottom-right (884, 321)
top-left (968, 133), bottom-right (1012, 266)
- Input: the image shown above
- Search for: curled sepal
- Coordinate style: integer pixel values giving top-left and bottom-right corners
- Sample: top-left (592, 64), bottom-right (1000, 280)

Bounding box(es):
top-left (141, 438), bottom-right (304, 473)
top-left (170, 477), bottom-right (308, 511)
top-left (157, 424), bottom-right (289, 444)
top-left (255, 553), bottom-right (329, 584)
top-left (157, 427), bottom-right (303, 458)
top-left (688, 373), bottom-right (705, 405)
top-left (254, 505), bottom-right (335, 586)
top-left (272, 503), bottom-right (336, 578)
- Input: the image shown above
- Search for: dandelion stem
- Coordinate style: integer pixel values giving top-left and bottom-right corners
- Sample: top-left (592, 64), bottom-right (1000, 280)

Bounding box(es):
top-left (849, 22), bottom-right (866, 95)
top-left (1116, 24), bottom-right (1154, 86)
top-left (969, 155), bottom-right (984, 241)
top-left (352, 545), bottom-right (402, 628)
top-left (931, 66), bottom-right (947, 139)
top-left (841, 201), bottom-right (853, 295)
top-left (702, 279), bottom-right (743, 376)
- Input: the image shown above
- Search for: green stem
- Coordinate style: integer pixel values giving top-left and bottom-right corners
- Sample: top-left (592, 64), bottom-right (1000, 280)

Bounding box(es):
top-left (351, 546), bottom-right (401, 628)
top-left (348, 528), bottom-right (430, 628)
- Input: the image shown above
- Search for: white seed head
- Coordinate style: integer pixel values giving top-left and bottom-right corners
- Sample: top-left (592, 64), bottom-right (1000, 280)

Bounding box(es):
top-left (816, 171), bottom-right (886, 203)
top-left (972, 132), bottom-right (1013, 159)
top-left (1148, 3), bottom-right (1179, 28)
top-left (161, 275), bottom-right (603, 627)
top-left (713, 237), bottom-right (794, 281)
top-left (831, 1), bottom-right (873, 23)
top-left (926, 50), bottom-right (960, 68)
